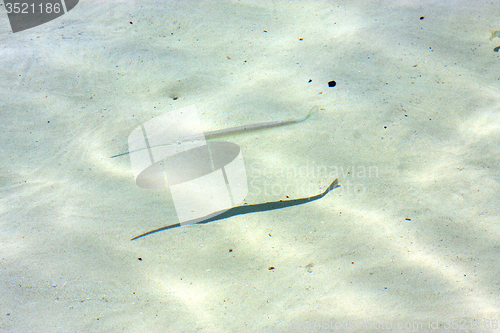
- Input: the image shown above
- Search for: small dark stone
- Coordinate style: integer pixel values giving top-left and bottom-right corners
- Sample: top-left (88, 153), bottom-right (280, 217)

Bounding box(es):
top-left (328, 80), bottom-right (336, 87)
top-left (494, 46), bottom-right (500, 52)
top-left (420, 16), bottom-right (424, 20)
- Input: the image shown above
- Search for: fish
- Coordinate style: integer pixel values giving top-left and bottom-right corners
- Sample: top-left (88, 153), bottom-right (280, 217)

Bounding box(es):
top-left (110, 106), bottom-right (319, 158)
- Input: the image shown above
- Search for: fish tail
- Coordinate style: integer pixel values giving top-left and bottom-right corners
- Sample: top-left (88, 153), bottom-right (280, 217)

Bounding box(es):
top-left (296, 106), bottom-right (320, 122)
top-left (306, 105), bottom-right (319, 119)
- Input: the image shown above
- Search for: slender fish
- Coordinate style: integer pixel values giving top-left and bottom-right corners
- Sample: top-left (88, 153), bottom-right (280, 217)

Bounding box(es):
top-left (110, 106), bottom-right (319, 158)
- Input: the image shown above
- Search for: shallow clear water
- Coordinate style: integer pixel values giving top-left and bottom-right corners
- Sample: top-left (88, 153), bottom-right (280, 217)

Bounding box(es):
top-left (1, 1), bottom-right (499, 331)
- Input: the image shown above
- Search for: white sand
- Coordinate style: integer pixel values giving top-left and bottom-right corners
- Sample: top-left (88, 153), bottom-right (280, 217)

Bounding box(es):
top-left (1, 0), bottom-right (499, 331)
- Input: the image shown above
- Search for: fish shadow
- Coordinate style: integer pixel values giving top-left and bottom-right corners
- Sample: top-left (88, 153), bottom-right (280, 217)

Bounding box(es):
top-left (131, 178), bottom-right (339, 240)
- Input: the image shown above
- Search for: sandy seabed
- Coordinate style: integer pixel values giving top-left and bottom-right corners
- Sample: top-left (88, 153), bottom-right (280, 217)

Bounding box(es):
top-left (1, 1), bottom-right (499, 332)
